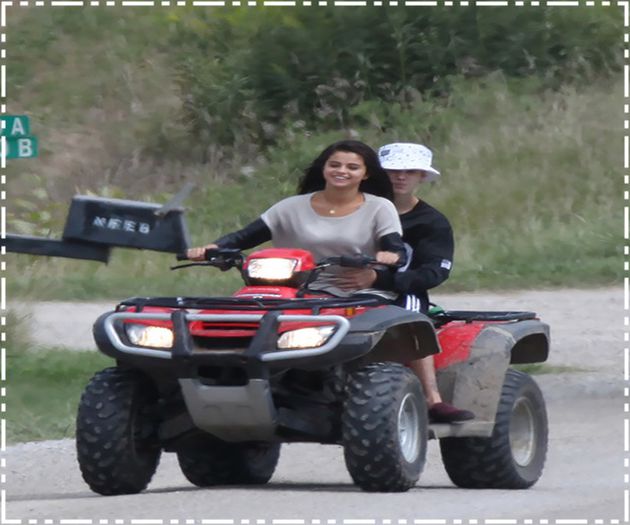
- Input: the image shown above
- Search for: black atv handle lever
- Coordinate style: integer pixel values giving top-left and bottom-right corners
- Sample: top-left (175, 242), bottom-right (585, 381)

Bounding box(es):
top-left (171, 262), bottom-right (211, 270)
top-left (176, 247), bottom-right (242, 262)
top-left (174, 248), bottom-right (244, 272)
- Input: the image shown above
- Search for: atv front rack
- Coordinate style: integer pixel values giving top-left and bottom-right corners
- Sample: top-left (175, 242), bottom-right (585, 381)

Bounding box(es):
top-left (117, 295), bottom-right (386, 314)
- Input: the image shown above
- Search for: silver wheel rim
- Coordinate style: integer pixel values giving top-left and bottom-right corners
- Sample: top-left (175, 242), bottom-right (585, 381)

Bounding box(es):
top-left (510, 396), bottom-right (537, 467)
top-left (398, 393), bottom-right (420, 463)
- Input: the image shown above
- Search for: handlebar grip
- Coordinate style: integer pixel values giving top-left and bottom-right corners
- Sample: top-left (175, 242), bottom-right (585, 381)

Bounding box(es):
top-left (337, 255), bottom-right (378, 268)
top-left (177, 247), bottom-right (242, 262)
top-left (204, 248), bottom-right (220, 260)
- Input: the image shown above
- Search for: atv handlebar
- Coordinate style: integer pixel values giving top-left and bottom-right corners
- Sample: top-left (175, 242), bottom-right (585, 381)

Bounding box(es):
top-left (173, 250), bottom-right (399, 271)
top-left (176, 247), bottom-right (242, 262)
top-left (173, 248), bottom-right (244, 271)
top-left (317, 254), bottom-right (403, 269)
top-left (319, 254), bottom-right (379, 268)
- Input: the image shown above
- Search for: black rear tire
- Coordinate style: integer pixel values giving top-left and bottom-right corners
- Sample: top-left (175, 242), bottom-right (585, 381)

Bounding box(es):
top-left (177, 440), bottom-right (280, 486)
top-left (342, 362), bottom-right (427, 492)
top-left (440, 368), bottom-right (548, 489)
top-left (76, 367), bottom-right (161, 495)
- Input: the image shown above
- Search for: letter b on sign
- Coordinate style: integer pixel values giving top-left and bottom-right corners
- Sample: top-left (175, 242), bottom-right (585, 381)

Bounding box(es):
top-left (6, 136), bottom-right (38, 159)
top-left (18, 138), bottom-right (33, 157)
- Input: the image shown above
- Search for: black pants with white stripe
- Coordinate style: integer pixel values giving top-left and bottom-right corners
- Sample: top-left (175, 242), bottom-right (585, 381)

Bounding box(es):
top-left (396, 291), bottom-right (429, 314)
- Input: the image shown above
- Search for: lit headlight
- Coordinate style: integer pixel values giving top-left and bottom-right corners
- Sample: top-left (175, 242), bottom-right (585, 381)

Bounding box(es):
top-left (125, 324), bottom-right (174, 349)
top-left (277, 326), bottom-right (335, 349)
top-left (247, 258), bottom-right (297, 281)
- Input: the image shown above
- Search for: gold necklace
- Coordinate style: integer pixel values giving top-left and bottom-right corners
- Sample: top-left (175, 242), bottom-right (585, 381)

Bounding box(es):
top-left (319, 192), bottom-right (361, 215)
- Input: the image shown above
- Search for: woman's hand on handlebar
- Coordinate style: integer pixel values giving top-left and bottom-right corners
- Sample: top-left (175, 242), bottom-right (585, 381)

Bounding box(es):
top-left (187, 243), bottom-right (218, 261)
top-left (375, 250), bottom-right (400, 266)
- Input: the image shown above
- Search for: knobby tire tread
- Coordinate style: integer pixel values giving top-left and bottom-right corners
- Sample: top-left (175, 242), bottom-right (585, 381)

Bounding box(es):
top-left (342, 362), bottom-right (427, 492)
top-left (439, 368), bottom-right (548, 489)
top-left (76, 367), bottom-right (161, 495)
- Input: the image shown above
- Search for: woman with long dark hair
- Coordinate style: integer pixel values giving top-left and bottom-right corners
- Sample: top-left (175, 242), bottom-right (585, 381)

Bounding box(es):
top-left (187, 140), bottom-right (405, 298)
top-left (297, 140), bottom-right (394, 201)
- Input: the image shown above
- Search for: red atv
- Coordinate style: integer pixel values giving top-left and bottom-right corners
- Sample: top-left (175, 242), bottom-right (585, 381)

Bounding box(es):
top-left (76, 247), bottom-right (550, 495)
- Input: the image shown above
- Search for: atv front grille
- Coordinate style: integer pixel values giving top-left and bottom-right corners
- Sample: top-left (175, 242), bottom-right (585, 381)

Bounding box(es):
top-left (192, 335), bottom-right (253, 351)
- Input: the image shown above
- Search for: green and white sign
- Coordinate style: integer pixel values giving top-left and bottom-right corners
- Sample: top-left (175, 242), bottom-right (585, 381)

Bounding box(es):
top-left (1, 115), bottom-right (30, 137)
top-left (1, 115), bottom-right (38, 159)
top-left (5, 136), bottom-right (38, 159)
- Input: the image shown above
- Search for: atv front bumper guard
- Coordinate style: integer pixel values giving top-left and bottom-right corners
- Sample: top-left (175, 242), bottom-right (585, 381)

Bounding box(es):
top-left (102, 311), bottom-right (351, 362)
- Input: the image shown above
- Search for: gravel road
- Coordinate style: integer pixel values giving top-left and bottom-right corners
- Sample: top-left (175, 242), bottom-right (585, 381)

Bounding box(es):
top-left (6, 287), bottom-right (626, 522)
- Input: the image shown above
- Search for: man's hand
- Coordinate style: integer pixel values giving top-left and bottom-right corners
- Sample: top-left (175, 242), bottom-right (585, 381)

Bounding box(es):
top-left (375, 250), bottom-right (400, 265)
top-left (337, 268), bottom-right (378, 290)
top-left (186, 243), bottom-right (218, 261)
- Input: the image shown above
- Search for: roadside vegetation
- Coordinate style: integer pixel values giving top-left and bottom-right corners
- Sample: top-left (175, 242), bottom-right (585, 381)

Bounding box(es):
top-left (6, 347), bottom-right (111, 443)
top-left (7, 6), bottom-right (622, 299)
top-left (5, 312), bottom-right (110, 443)
top-left (10, 75), bottom-right (621, 299)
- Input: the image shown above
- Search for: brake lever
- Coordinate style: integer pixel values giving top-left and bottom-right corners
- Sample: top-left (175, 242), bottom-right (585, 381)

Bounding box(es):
top-left (170, 262), bottom-right (212, 271)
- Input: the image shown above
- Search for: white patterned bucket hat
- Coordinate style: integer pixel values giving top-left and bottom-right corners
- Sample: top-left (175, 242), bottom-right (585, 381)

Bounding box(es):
top-left (378, 143), bottom-right (441, 182)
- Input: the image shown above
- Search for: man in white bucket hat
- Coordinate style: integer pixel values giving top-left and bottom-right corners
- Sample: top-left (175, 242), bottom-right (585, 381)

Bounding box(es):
top-left (339, 142), bottom-right (474, 423)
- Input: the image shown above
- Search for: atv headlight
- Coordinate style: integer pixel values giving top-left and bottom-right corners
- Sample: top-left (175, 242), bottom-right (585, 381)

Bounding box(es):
top-left (247, 258), bottom-right (298, 281)
top-left (277, 326), bottom-right (335, 349)
top-left (125, 324), bottom-right (174, 349)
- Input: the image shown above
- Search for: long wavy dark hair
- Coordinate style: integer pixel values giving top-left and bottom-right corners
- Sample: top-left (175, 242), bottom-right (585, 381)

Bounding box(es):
top-left (297, 140), bottom-right (394, 201)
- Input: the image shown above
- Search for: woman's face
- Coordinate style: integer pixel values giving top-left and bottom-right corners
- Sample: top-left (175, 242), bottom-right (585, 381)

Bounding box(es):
top-left (322, 151), bottom-right (368, 191)
top-left (386, 169), bottom-right (428, 196)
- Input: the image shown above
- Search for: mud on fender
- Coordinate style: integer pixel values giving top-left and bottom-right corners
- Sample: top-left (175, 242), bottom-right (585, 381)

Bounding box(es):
top-left (437, 319), bottom-right (550, 429)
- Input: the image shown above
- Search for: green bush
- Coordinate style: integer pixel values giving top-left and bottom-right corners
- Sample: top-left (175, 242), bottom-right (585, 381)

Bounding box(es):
top-left (170, 6), bottom-right (622, 146)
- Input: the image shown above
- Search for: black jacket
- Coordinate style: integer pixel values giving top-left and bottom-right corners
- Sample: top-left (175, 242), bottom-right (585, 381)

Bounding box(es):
top-left (374, 200), bottom-right (454, 305)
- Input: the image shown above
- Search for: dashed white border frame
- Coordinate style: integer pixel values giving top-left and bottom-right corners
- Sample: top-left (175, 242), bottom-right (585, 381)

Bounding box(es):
top-left (0, 1), bottom-right (615, 6)
top-left (0, 0), bottom-right (627, 523)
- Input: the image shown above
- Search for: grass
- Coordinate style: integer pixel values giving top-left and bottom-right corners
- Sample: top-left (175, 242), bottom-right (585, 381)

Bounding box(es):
top-left (5, 347), bottom-right (112, 444)
top-left (4, 311), bottom-right (113, 444)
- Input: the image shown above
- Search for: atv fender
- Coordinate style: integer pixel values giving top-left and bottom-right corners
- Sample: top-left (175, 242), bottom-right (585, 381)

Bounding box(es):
top-left (437, 320), bottom-right (550, 436)
top-left (349, 306), bottom-right (441, 367)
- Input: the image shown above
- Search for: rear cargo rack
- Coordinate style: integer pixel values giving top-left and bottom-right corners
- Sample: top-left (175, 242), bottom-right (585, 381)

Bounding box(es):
top-left (431, 310), bottom-right (537, 325)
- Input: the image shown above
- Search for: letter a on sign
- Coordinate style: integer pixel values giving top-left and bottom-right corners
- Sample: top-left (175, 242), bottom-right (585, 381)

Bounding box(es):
top-left (10, 118), bottom-right (25, 136)
top-left (1, 115), bottom-right (30, 137)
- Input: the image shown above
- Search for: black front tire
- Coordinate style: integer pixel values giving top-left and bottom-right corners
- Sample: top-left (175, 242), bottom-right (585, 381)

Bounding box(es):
top-left (342, 362), bottom-right (428, 492)
top-left (177, 440), bottom-right (281, 486)
top-left (76, 367), bottom-right (161, 495)
top-left (440, 368), bottom-right (548, 489)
